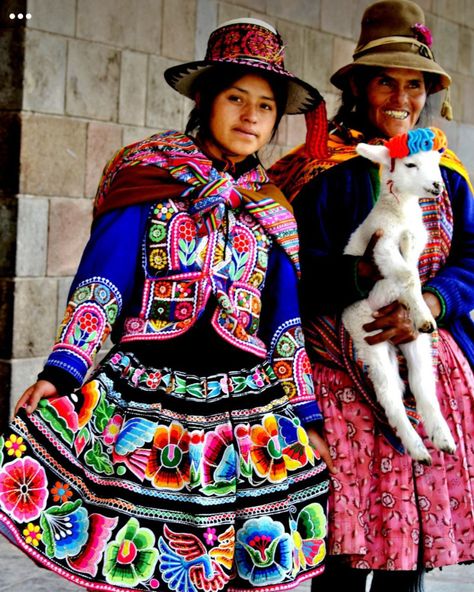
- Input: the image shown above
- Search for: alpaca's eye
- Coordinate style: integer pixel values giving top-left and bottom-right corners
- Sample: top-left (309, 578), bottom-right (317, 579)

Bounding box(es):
top-left (405, 163), bottom-right (417, 169)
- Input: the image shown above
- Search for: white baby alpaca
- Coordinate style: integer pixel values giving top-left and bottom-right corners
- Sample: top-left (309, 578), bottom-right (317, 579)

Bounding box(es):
top-left (342, 140), bottom-right (456, 463)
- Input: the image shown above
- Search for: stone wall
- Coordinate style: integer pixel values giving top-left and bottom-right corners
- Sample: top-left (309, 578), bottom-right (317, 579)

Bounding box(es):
top-left (1, 0), bottom-right (473, 421)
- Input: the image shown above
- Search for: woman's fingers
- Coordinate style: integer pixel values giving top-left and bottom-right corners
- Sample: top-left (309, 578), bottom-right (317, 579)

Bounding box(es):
top-left (363, 301), bottom-right (417, 345)
top-left (14, 380), bottom-right (59, 416)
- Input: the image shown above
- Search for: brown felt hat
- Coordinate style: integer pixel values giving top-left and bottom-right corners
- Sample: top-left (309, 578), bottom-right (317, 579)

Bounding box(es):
top-left (331, 0), bottom-right (451, 95)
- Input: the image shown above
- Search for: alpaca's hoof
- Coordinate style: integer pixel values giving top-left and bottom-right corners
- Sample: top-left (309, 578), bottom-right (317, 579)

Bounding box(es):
top-left (418, 320), bottom-right (436, 333)
top-left (431, 426), bottom-right (456, 454)
top-left (410, 443), bottom-right (432, 464)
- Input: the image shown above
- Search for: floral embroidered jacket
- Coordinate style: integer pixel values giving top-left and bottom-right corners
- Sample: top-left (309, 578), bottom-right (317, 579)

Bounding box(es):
top-left (42, 131), bottom-right (321, 425)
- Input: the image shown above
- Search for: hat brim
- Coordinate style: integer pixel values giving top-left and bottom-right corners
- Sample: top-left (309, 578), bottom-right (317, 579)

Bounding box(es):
top-left (331, 51), bottom-right (451, 94)
top-left (164, 60), bottom-right (323, 115)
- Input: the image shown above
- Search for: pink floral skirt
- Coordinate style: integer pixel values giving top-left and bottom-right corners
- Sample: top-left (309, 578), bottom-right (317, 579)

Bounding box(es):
top-left (313, 329), bottom-right (474, 570)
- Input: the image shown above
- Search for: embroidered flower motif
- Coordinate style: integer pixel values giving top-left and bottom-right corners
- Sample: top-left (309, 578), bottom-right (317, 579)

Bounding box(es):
top-left (233, 232), bottom-right (251, 253)
top-left (235, 516), bottom-right (292, 585)
top-left (175, 301), bottom-right (193, 320)
top-left (145, 371), bottom-right (162, 389)
top-left (103, 518), bottom-right (159, 587)
top-left (23, 522), bottom-right (42, 547)
top-left (202, 424), bottom-right (237, 495)
top-left (177, 220), bottom-right (197, 241)
top-left (154, 281), bottom-right (172, 298)
top-left (0, 457), bottom-right (48, 522)
top-left (203, 527), bottom-right (217, 545)
top-left (102, 414), bottom-right (124, 445)
top-left (250, 416), bottom-right (286, 483)
top-left (290, 503), bottom-right (326, 573)
top-left (381, 491), bottom-right (396, 508)
top-left (40, 499), bottom-right (89, 559)
top-left (149, 223), bottom-right (166, 243)
top-left (274, 360), bottom-right (292, 380)
top-left (78, 311), bottom-right (99, 332)
top-left (411, 23), bottom-right (433, 47)
top-left (50, 481), bottom-right (74, 503)
top-left (145, 422), bottom-right (191, 490)
top-left (149, 248), bottom-right (168, 270)
top-left (5, 434), bottom-right (27, 458)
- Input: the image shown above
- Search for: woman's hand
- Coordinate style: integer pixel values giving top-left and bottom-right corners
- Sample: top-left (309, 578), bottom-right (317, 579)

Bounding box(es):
top-left (14, 380), bottom-right (59, 416)
top-left (363, 300), bottom-right (418, 346)
top-left (306, 427), bottom-right (338, 474)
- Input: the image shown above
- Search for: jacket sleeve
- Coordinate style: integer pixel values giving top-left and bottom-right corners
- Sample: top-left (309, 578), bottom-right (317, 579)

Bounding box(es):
top-left (259, 245), bottom-right (322, 426)
top-left (40, 204), bottom-right (150, 391)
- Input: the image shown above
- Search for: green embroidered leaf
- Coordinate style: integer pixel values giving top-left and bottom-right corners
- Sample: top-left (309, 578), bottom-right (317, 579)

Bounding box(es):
top-left (202, 478), bottom-right (236, 496)
top-left (40, 513), bottom-right (55, 558)
top-left (37, 403), bottom-right (74, 446)
top-left (174, 375), bottom-right (187, 394)
top-left (84, 440), bottom-right (114, 475)
top-left (93, 392), bottom-right (115, 433)
top-left (73, 324), bottom-right (82, 342)
top-left (186, 382), bottom-right (205, 399)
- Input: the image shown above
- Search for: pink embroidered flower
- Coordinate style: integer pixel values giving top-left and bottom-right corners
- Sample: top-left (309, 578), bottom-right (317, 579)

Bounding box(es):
top-left (411, 23), bottom-right (433, 47)
top-left (0, 457), bottom-right (48, 522)
top-left (381, 492), bottom-right (395, 508)
top-left (203, 527), bottom-right (217, 545)
top-left (103, 414), bottom-right (124, 445)
top-left (411, 529), bottom-right (420, 544)
top-left (418, 496), bottom-right (431, 511)
top-left (380, 457), bottom-right (393, 473)
top-left (424, 534), bottom-right (434, 548)
top-left (175, 302), bottom-right (193, 320)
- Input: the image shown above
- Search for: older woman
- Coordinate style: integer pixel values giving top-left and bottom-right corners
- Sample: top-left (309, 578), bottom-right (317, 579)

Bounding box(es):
top-left (271, 1), bottom-right (474, 591)
top-left (0, 18), bottom-right (330, 592)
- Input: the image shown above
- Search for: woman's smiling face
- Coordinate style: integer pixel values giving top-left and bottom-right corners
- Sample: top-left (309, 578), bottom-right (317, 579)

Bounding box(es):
top-left (365, 67), bottom-right (427, 138)
top-left (201, 73), bottom-right (278, 163)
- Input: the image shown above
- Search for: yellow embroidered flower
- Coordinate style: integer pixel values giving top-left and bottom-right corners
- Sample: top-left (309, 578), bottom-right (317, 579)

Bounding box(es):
top-left (23, 523), bottom-right (42, 547)
top-left (5, 434), bottom-right (27, 458)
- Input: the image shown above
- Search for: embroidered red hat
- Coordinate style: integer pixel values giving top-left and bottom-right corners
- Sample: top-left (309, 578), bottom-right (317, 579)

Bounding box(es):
top-left (164, 17), bottom-right (323, 115)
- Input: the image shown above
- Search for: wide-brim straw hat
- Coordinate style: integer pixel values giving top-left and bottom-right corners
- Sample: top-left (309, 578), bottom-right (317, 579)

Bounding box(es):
top-left (331, 0), bottom-right (451, 95)
top-left (164, 17), bottom-right (323, 115)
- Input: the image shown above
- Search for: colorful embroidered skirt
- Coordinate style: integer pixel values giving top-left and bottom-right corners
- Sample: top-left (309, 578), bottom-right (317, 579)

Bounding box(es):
top-left (0, 350), bottom-right (329, 591)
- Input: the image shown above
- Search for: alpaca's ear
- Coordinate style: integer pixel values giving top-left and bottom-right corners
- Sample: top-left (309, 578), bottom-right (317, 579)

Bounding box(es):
top-left (356, 143), bottom-right (391, 167)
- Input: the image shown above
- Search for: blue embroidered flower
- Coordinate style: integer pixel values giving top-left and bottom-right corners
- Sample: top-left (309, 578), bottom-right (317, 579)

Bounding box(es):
top-left (235, 516), bottom-right (292, 585)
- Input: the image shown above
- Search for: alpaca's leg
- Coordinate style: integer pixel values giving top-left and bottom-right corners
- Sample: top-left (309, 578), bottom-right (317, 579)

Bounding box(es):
top-left (400, 336), bottom-right (456, 454)
top-left (352, 335), bottom-right (432, 463)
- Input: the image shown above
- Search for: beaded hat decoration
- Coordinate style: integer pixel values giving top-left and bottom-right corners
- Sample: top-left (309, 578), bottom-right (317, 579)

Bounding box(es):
top-left (164, 18), bottom-right (324, 115)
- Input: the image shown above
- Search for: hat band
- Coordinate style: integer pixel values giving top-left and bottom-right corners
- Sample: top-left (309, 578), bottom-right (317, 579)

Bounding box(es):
top-left (354, 36), bottom-right (434, 61)
top-left (209, 50), bottom-right (285, 67)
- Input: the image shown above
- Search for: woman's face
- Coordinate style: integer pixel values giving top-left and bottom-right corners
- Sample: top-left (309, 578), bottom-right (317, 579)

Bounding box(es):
top-left (365, 67), bottom-right (427, 138)
top-left (202, 73), bottom-right (278, 163)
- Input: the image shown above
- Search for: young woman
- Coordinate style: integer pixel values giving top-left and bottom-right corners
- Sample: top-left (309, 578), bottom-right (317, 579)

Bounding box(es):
top-left (0, 18), bottom-right (330, 592)
top-left (271, 2), bottom-right (474, 591)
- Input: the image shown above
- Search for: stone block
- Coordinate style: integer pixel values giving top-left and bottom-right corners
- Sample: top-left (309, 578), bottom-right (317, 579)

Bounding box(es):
top-left (56, 275), bottom-right (74, 327)
top-left (217, 3), bottom-right (250, 24)
top-left (266, 0), bottom-right (320, 27)
top-left (16, 196), bottom-right (48, 277)
top-left (26, 0), bottom-right (76, 36)
top-left (66, 39), bottom-right (120, 122)
top-left (9, 357), bottom-right (45, 415)
top-left (224, 0), bottom-right (266, 9)
top-left (303, 29), bottom-right (334, 94)
top-left (23, 29), bottom-right (67, 114)
top-left (461, 75), bottom-right (474, 124)
top-left (20, 113), bottom-right (87, 197)
top-left (162, 0), bottom-right (196, 61)
top-left (119, 51), bottom-right (148, 126)
top-left (85, 122), bottom-right (123, 197)
top-left (273, 115), bottom-right (288, 147)
top-left (325, 90), bottom-right (341, 121)
top-left (332, 37), bottom-right (355, 79)
top-left (459, 27), bottom-right (473, 76)
top-left (457, 123), bottom-right (474, 177)
top-left (0, 112), bottom-right (21, 194)
top-left (429, 15), bottom-right (459, 73)
top-left (122, 125), bottom-right (158, 146)
top-left (147, 56), bottom-right (188, 131)
top-left (0, 28), bottom-right (24, 110)
top-left (12, 277), bottom-right (58, 358)
top-left (321, 0), bottom-right (356, 38)
top-left (0, 197), bottom-right (17, 277)
top-left (286, 114), bottom-right (306, 148)
top-left (276, 20), bottom-right (305, 78)
top-left (0, 279), bottom-right (14, 358)
top-left (432, 0), bottom-right (465, 24)
top-left (47, 197), bottom-right (93, 277)
top-left (195, 0), bottom-right (218, 59)
top-left (76, 0), bottom-right (162, 53)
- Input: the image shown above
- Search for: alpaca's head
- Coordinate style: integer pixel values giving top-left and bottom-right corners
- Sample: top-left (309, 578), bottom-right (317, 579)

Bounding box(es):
top-left (356, 128), bottom-right (446, 201)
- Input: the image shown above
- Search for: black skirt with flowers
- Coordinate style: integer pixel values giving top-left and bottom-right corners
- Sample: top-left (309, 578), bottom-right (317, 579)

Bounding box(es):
top-left (0, 349), bottom-right (329, 591)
